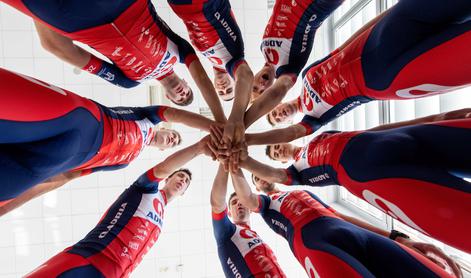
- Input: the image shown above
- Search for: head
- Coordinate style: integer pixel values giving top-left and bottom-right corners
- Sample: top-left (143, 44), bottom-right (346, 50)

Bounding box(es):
top-left (266, 143), bottom-right (296, 162)
top-left (164, 169), bottom-right (192, 197)
top-left (252, 64), bottom-right (275, 100)
top-left (251, 174), bottom-right (276, 193)
top-left (149, 128), bottom-right (181, 150)
top-left (266, 101), bottom-right (298, 126)
top-left (227, 192), bottom-right (251, 224)
top-left (213, 71), bottom-right (235, 101)
top-left (163, 75), bottom-right (194, 106)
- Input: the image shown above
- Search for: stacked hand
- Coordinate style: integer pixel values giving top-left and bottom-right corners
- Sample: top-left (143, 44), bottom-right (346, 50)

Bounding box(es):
top-left (207, 124), bottom-right (248, 172)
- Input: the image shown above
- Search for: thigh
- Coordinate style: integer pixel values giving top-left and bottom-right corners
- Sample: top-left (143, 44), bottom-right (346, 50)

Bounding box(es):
top-left (25, 251), bottom-right (104, 278)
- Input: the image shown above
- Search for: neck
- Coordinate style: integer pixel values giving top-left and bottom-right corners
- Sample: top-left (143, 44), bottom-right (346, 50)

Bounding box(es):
top-left (291, 98), bottom-right (301, 111)
top-left (161, 188), bottom-right (175, 203)
top-left (160, 72), bottom-right (178, 87)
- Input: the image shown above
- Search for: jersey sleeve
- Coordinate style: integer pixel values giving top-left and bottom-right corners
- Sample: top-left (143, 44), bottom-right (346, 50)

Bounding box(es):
top-left (297, 115), bottom-right (322, 135)
top-left (135, 105), bottom-right (169, 124)
top-left (212, 208), bottom-right (236, 244)
top-left (284, 165), bottom-right (301, 185)
top-left (253, 194), bottom-right (271, 213)
top-left (162, 25), bottom-right (198, 68)
top-left (132, 169), bottom-right (163, 193)
top-left (104, 105), bottom-right (169, 125)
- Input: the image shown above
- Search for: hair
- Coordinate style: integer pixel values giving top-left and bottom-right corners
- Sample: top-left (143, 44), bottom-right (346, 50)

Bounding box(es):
top-left (265, 145), bottom-right (275, 161)
top-left (168, 168), bottom-right (193, 180)
top-left (251, 173), bottom-right (257, 186)
top-left (266, 113), bottom-right (276, 126)
top-left (170, 88), bottom-right (194, 106)
top-left (227, 192), bottom-right (238, 208)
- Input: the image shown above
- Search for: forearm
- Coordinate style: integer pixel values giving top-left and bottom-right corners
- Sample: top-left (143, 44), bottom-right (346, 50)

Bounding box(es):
top-left (165, 107), bottom-right (215, 132)
top-left (368, 114), bottom-right (440, 131)
top-left (229, 63), bottom-right (253, 122)
top-left (0, 172), bottom-right (79, 217)
top-left (244, 76), bottom-right (294, 127)
top-left (239, 157), bottom-right (288, 184)
top-left (210, 164), bottom-right (229, 212)
top-left (337, 212), bottom-right (389, 237)
top-left (153, 141), bottom-right (203, 178)
top-left (246, 124), bottom-right (306, 145)
top-left (188, 60), bottom-right (226, 123)
top-left (230, 169), bottom-right (259, 210)
top-left (35, 21), bottom-right (90, 67)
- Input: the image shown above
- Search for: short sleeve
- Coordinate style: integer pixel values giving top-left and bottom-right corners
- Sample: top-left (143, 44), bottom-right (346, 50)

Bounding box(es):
top-left (284, 165), bottom-right (301, 185)
top-left (253, 195), bottom-right (270, 213)
top-left (137, 105), bottom-right (169, 124)
top-left (212, 208), bottom-right (236, 244)
top-left (297, 115), bottom-right (322, 135)
top-left (132, 169), bottom-right (163, 193)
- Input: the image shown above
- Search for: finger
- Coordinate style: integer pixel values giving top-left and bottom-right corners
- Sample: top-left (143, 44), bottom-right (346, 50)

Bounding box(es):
top-left (210, 125), bottom-right (224, 142)
top-left (212, 124), bottom-right (224, 139)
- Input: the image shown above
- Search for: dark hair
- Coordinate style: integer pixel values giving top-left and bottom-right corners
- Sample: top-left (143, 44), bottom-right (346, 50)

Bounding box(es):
top-left (170, 88), bottom-right (194, 106)
top-left (266, 113), bottom-right (276, 126)
top-left (251, 174), bottom-right (257, 186)
top-left (168, 168), bottom-right (192, 180)
top-left (228, 192), bottom-right (237, 208)
top-left (265, 145), bottom-right (275, 161)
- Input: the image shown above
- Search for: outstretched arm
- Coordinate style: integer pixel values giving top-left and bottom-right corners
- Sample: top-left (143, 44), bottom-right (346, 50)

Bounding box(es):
top-left (188, 60), bottom-right (226, 123)
top-left (35, 21), bottom-right (139, 88)
top-left (152, 137), bottom-right (209, 179)
top-left (244, 75), bottom-right (295, 128)
top-left (230, 169), bottom-right (260, 211)
top-left (210, 164), bottom-right (230, 213)
top-left (368, 108), bottom-right (471, 131)
top-left (239, 155), bottom-right (288, 184)
top-left (334, 211), bottom-right (463, 278)
top-left (164, 107), bottom-right (217, 132)
top-left (246, 124), bottom-right (307, 145)
top-left (0, 171), bottom-right (82, 217)
top-left (222, 63), bottom-right (254, 145)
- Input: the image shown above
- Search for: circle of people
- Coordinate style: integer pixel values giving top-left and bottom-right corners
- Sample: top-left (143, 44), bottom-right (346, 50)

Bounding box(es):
top-left (1, 0), bottom-right (470, 277)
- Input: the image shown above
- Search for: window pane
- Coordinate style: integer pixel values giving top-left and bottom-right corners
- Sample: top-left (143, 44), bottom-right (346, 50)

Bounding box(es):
top-left (334, 0), bottom-right (376, 46)
top-left (333, 0), bottom-right (365, 22)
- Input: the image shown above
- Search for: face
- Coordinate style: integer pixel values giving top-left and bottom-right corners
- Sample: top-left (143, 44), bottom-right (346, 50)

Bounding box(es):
top-left (165, 171), bottom-right (191, 196)
top-left (150, 129), bottom-right (181, 150)
top-left (214, 73), bottom-right (234, 101)
top-left (268, 102), bottom-right (297, 125)
top-left (252, 66), bottom-right (275, 99)
top-left (228, 195), bottom-right (250, 223)
top-left (252, 175), bottom-right (275, 193)
top-left (269, 143), bottom-right (295, 162)
top-left (165, 79), bottom-right (193, 105)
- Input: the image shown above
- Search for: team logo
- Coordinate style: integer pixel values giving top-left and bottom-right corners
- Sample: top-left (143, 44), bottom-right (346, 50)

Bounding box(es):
top-left (395, 84), bottom-right (465, 99)
top-left (264, 48), bottom-right (280, 65)
top-left (302, 87), bottom-right (314, 111)
top-left (208, 56), bottom-right (223, 65)
top-left (153, 198), bottom-right (164, 218)
top-left (362, 190), bottom-right (427, 234)
top-left (304, 257), bottom-right (320, 278)
top-left (239, 229), bottom-right (257, 239)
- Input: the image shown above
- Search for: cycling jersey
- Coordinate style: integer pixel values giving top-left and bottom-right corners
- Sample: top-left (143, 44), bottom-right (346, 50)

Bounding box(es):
top-left (212, 208), bottom-right (286, 277)
top-left (296, 0), bottom-right (471, 134)
top-left (0, 67), bottom-right (166, 203)
top-left (25, 169), bottom-right (167, 278)
top-left (284, 120), bottom-right (471, 253)
top-left (4, 0), bottom-right (198, 81)
top-left (255, 189), bottom-right (452, 277)
top-left (168, 0), bottom-right (246, 77)
top-left (261, 0), bottom-right (344, 81)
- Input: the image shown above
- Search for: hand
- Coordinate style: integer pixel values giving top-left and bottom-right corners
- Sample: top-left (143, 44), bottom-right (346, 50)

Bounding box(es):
top-left (397, 239), bottom-right (462, 278)
top-left (222, 120), bottom-right (245, 150)
top-left (199, 135), bottom-right (217, 160)
top-left (439, 108), bottom-right (471, 121)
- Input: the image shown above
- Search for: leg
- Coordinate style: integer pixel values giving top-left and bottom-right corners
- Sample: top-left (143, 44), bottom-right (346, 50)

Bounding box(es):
top-left (339, 121), bottom-right (471, 252)
top-left (25, 251), bottom-right (104, 278)
top-left (363, 0), bottom-right (471, 91)
top-left (301, 218), bottom-right (449, 277)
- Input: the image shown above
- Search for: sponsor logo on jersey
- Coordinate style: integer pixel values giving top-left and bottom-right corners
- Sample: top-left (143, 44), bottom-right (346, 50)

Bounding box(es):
top-left (214, 12), bottom-right (237, 42)
top-left (301, 14), bottom-right (318, 53)
top-left (271, 219), bottom-right (288, 233)
top-left (239, 229), bottom-right (263, 249)
top-left (308, 173), bottom-right (330, 184)
top-left (395, 84), bottom-right (465, 99)
top-left (99, 202), bottom-right (128, 238)
top-left (264, 48), bottom-right (280, 65)
top-left (226, 257), bottom-right (242, 278)
top-left (335, 101), bottom-right (361, 118)
top-left (146, 198), bottom-right (164, 227)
